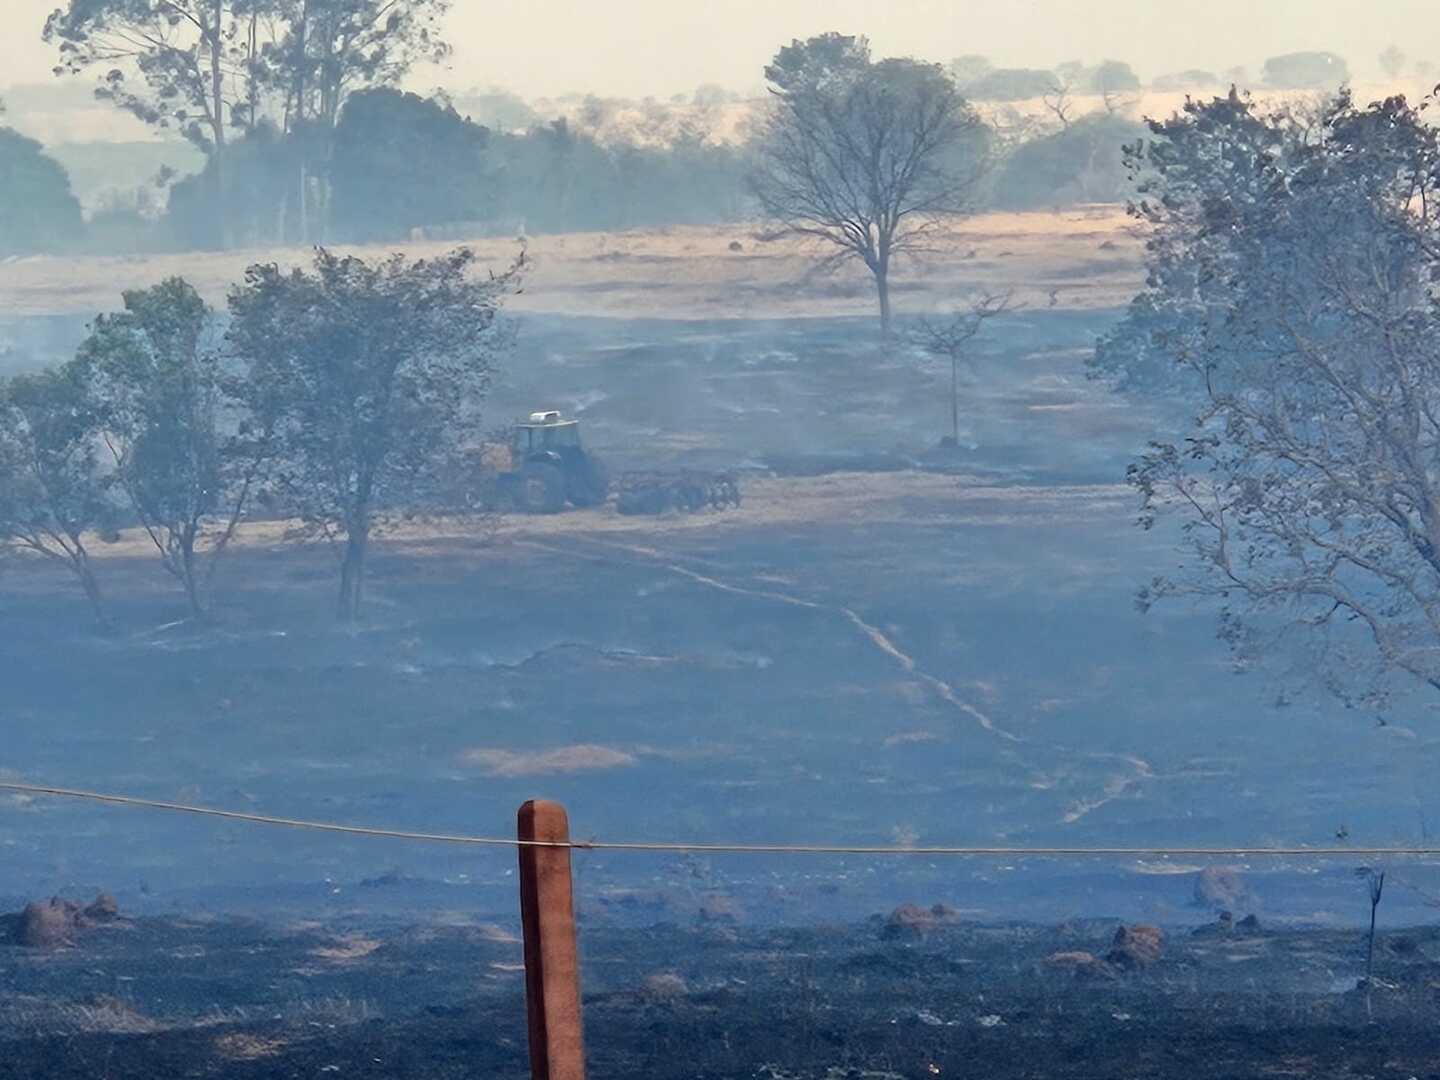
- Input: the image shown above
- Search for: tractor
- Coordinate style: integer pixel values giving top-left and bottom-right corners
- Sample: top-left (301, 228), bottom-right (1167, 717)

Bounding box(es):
top-left (495, 411), bottom-right (609, 513)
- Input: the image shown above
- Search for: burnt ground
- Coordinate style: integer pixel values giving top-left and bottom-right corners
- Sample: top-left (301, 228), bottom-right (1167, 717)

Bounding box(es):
top-left (5, 912), bottom-right (1440, 1079)
top-left (7, 311), bottom-right (1440, 1074)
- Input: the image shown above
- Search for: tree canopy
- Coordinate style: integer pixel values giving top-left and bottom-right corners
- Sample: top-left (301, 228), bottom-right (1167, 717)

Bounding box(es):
top-left (77, 278), bottom-right (266, 615)
top-left (0, 128), bottom-right (85, 254)
top-left (329, 88), bottom-right (491, 242)
top-left (226, 246), bottom-right (521, 619)
top-left (1100, 89), bottom-right (1440, 708)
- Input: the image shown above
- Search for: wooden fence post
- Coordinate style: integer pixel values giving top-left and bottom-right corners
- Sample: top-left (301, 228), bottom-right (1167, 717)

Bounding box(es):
top-left (517, 800), bottom-right (586, 1080)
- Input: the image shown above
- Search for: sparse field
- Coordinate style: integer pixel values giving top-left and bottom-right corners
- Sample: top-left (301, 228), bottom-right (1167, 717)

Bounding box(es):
top-left (0, 208), bottom-right (1143, 321)
top-left (5, 210), bottom-right (1440, 1076)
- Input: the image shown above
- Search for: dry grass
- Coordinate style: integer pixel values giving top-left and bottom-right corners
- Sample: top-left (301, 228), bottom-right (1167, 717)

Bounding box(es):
top-left (213, 1032), bottom-right (289, 1061)
top-left (0, 473), bottom-right (1135, 598)
top-left (0, 994), bottom-right (161, 1037)
top-left (0, 207), bottom-right (1142, 320)
top-left (460, 743), bottom-right (638, 777)
top-left (309, 935), bottom-right (383, 963)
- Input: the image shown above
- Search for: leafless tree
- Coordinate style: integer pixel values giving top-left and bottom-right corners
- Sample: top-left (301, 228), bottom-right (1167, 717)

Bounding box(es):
top-left (749, 33), bottom-right (986, 336)
top-left (914, 292), bottom-right (1014, 446)
top-left (1042, 74), bottom-right (1076, 130)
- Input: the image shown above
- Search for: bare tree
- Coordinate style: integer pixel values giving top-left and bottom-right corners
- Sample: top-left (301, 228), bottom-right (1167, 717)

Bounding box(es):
top-left (914, 292), bottom-right (1014, 447)
top-left (1042, 73), bottom-right (1076, 130)
top-left (749, 33), bottom-right (986, 336)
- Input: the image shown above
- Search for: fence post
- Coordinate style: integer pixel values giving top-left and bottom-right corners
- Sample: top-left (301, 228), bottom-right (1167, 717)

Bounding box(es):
top-left (517, 800), bottom-right (586, 1080)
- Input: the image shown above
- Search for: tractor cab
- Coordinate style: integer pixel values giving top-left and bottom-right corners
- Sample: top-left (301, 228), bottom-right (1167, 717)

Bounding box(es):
top-left (496, 410), bottom-right (609, 513)
top-left (512, 412), bottom-right (583, 459)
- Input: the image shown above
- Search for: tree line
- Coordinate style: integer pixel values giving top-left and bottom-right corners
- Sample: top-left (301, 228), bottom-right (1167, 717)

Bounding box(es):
top-left (10, 9), bottom-right (1385, 258)
top-left (0, 246), bottom-right (521, 624)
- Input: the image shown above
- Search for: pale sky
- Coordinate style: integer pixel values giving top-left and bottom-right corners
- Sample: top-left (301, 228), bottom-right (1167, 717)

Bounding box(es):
top-left (3, 0), bottom-right (1437, 100)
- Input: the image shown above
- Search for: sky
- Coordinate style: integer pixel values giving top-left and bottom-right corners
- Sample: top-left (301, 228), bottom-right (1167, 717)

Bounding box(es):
top-left (2, 0), bottom-right (1437, 101)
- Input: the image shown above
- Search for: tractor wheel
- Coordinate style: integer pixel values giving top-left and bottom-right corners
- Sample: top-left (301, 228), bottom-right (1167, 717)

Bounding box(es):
top-left (566, 453), bottom-right (610, 508)
top-left (515, 463), bottom-right (566, 513)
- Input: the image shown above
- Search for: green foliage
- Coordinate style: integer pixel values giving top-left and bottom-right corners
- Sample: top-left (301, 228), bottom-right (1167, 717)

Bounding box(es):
top-left (43, 0), bottom-right (253, 153)
top-left (329, 89), bottom-right (491, 242)
top-left (763, 32), bottom-right (870, 92)
top-left (1089, 60), bottom-right (1140, 95)
top-left (1109, 88), bottom-right (1440, 706)
top-left (262, 0), bottom-right (453, 129)
top-left (226, 246), bottom-right (520, 618)
top-left (78, 278), bottom-right (262, 614)
top-left (990, 113), bottom-right (1145, 210)
top-left (0, 362), bottom-right (113, 620)
top-left (0, 128), bottom-right (85, 255)
top-left (493, 118), bottom-right (749, 233)
top-left (164, 121), bottom-right (326, 249)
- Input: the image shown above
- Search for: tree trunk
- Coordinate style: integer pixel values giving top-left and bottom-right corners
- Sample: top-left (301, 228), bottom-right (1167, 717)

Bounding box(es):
top-left (950, 352), bottom-right (960, 445)
top-left (299, 163), bottom-right (309, 245)
top-left (180, 540), bottom-right (205, 618)
top-left (875, 264), bottom-right (892, 338)
top-left (208, 0), bottom-right (232, 249)
top-left (71, 548), bottom-right (108, 628)
top-left (337, 522), bottom-right (369, 621)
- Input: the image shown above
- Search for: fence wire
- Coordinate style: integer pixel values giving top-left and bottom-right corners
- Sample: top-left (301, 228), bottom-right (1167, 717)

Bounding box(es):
top-left (4, 781), bottom-right (1438, 858)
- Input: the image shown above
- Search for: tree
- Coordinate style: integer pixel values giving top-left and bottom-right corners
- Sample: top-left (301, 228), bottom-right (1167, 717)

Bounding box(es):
top-left (78, 279), bottom-right (268, 616)
top-left (1091, 59), bottom-right (1141, 114)
top-left (226, 247), bottom-right (521, 620)
top-left (1379, 45), bottom-right (1406, 80)
top-left (265, 0), bottom-right (451, 131)
top-left (750, 34), bottom-right (986, 335)
top-left (43, 0), bottom-right (275, 247)
top-left (1101, 89), bottom-right (1440, 708)
top-left (1090, 60), bottom-right (1140, 95)
top-left (1262, 51), bottom-right (1350, 89)
top-left (328, 88), bottom-right (491, 242)
top-left (948, 55), bottom-right (992, 89)
top-left (0, 128), bottom-right (85, 254)
top-left (0, 364), bottom-right (114, 623)
top-left (914, 292), bottom-right (1013, 447)
top-left (991, 112), bottom-right (1145, 209)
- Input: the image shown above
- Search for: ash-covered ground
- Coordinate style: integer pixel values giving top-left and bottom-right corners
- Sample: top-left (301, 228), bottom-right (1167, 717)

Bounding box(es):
top-left (4, 310), bottom-right (1440, 1074)
top-left (5, 909), bottom-right (1440, 1079)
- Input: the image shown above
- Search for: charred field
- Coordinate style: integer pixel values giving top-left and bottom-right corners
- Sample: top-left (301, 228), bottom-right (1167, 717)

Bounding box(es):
top-left (6, 240), bottom-right (1440, 1073)
top-left (6, 911), bottom-right (1440, 1079)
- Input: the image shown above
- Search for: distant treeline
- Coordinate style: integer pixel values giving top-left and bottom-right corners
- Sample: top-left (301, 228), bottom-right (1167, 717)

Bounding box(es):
top-left (3, 42), bottom-right (1415, 255)
top-left (0, 91), bottom-right (1142, 254)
